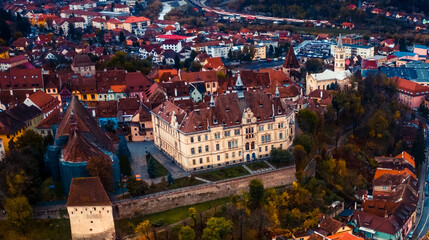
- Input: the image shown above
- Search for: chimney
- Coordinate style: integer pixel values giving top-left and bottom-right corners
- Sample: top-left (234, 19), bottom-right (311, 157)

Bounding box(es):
top-left (174, 88), bottom-right (177, 96)
top-left (33, 87), bottom-right (36, 92)
top-left (26, 93), bottom-right (29, 98)
top-left (320, 90), bottom-right (323, 98)
top-left (9, 89), bottom-right (13, 96)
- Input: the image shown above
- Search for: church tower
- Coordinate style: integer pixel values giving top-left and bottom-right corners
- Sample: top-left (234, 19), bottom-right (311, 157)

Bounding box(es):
top-left (334, 34), bottom-right (346, 72)
top-left (282, 45), bottom-right (301, 82)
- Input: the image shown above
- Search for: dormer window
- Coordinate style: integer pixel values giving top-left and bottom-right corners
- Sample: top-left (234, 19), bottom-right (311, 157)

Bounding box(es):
top-left (213, 119), bottom-right (218, 124)
top-left (259, 104), bottom-right (263, 107)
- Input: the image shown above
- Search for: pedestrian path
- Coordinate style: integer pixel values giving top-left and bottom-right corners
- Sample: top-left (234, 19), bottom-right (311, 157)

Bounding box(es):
top-left (195, 176), bottom-right (212, 183)
top-left (243, 164), bottom-right (253, 174)
top-left (264, 160), bottom-right (275, 169)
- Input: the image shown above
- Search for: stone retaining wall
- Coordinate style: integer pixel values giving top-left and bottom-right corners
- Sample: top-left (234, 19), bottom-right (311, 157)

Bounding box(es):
top-left (113, 166), bottom-right (296, 219)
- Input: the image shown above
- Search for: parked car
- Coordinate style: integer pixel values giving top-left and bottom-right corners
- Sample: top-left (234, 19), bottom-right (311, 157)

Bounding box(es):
top-left (135, 175), bottom-right (141, 181)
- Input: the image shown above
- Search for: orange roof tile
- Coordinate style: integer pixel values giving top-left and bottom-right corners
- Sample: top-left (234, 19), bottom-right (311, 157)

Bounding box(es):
top-left (373, 168), bottom-right (416, 181)
top-left (395, 151), bottom-right (415, 168)
top-left (111, 85), bottom-right (126, 92)
top-left (329, 232), bottom-right (364, 240)
top-left (124, 16), bottom-right (150, 23)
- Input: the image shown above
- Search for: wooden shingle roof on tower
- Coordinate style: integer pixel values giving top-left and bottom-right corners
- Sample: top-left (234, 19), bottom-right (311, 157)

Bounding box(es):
top-left (66, 177), bottom-right (111, 207)
top-left (283, 45), bottom-right (300, 69)
top-left (56, 96), bottom-right (114, 152)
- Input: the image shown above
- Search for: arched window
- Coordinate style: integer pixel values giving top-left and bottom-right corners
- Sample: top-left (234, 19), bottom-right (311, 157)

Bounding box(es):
top-left (251, 142), bottom-right (255, 149)
top-left (245, 142), bottom-right (249, 150)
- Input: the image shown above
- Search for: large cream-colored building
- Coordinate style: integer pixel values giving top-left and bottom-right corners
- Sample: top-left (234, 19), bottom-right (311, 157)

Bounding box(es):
top-left (151, 75), bottom-right (296, 171)
top-left (66, 177), bottom-right (115, 240)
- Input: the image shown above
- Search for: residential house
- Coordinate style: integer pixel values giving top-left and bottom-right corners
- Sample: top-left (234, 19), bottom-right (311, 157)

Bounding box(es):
top-left (24, 90), bottom-right (60, 118)
top-left (180, 71), bottom-right (219, 94)
top-left (123, 16), bottom-right (150, 36)
top-left (0, 104), bottom-right (44, 158)
top-left (130, 105), bottom-right (153, 141)
top-left (0, 55), bottom-right (28, 71)
top-left (69, 0), bottom-right (97, 10)
top-left (113, 4), bottom-right (130, 13)
top-left (393, 77), bottom-right (429, 109)
top-left (71, 54), bottom-right (96, 76)
top-left (125, 71), bottom-right (153, 100)
top-left (161, 39), bottom-right (183, 53)
top-left (106, 18), bottom-right (123, 30)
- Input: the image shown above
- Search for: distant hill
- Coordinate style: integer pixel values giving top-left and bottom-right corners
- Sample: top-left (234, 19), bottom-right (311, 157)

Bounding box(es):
top-left (219, 0), bottom-right (428, 20)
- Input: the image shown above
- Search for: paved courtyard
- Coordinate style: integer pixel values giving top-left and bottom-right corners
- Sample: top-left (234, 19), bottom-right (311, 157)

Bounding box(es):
top-left (127, 141), bottom-right (189, 183)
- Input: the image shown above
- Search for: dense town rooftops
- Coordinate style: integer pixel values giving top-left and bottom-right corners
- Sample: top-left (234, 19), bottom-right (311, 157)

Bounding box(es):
top-left (66, 177), bottom-right (111, 207)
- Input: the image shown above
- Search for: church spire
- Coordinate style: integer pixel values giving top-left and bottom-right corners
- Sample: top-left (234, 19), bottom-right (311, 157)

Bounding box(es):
top-left (210, 94), bottom-right (215, 107)
top-left (234, 72), bottom-right (244, 99)
top-left (275, 85), bottom-right (280, 98)
top-left (337, 34), bottom-right (344, 49)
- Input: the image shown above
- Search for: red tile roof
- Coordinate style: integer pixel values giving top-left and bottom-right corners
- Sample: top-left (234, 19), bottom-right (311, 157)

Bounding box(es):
top-left (393, 77), bottom-right (429, 96)
top-left (124, 16), bottom-right (149, 23)
top-left (28, 90), bottom-right (60, 114)
top-left (66, 177), bottom-right (111, 207)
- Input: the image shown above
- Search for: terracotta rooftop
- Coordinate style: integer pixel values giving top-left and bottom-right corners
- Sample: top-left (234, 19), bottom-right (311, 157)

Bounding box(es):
top-left (28, 90), bottom-right (60, 114)
top-left (71, 54), bottom-right (94, 68)
top-left (319, 217), bottom-right (344, 234)
top-left (66, 177), bottom-right (111, 206)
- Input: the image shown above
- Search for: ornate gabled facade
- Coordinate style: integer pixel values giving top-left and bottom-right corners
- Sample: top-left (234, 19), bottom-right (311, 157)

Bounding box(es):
top-left (151, 79), bottom-right (295, 171)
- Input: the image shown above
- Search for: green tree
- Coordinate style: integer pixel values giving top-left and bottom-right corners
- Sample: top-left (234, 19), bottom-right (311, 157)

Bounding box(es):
top-left (15, 130), bottom-right (45, 163)
top-left (86, 157), bottom-right (114, 192)
top-left (5, 196), bottom-right (33, 232)
top-left (368, 110), bottom-right (388, 138)
top-left (174, 54), bottom-right (181, 69)
top-left (297, 109), bottom-right (319, 134)
top-left (119, 31), bottom-right (125, 43)
top-left (190, 61), bottom-right (202, 72)
top-left (305, 58), bottom-right (323, 73)
top-left (293, 134), bottom-right (314, 153)
top-left (332, 92), bottom-right (346, 125)
top-left (7, 171), bottom-right (28, 197)
top-left (293, 145), bottom-right (307, 171)
top-left (135, 219), bottom-right (151, 240)
top-left (167, 172), bottom-right (175, 185)
top-left (189, 207), bottom-right (198, 227)
top-left (270, 148), bottom-right (292, 165)
top-left (147, 156), bottom-right (157, 178)
top-left (412, 122), bottom-right (426, 168)
top-left (126, 176), bottom-right (148, 196)
top-left (179, 225), bottom-right (195, 240)
top-left (248, 179), bottom-right (264, 211)
top-left (202, 217), bottom-right (233, 240)
top-left (119, 155), bottom-right (132, 176)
